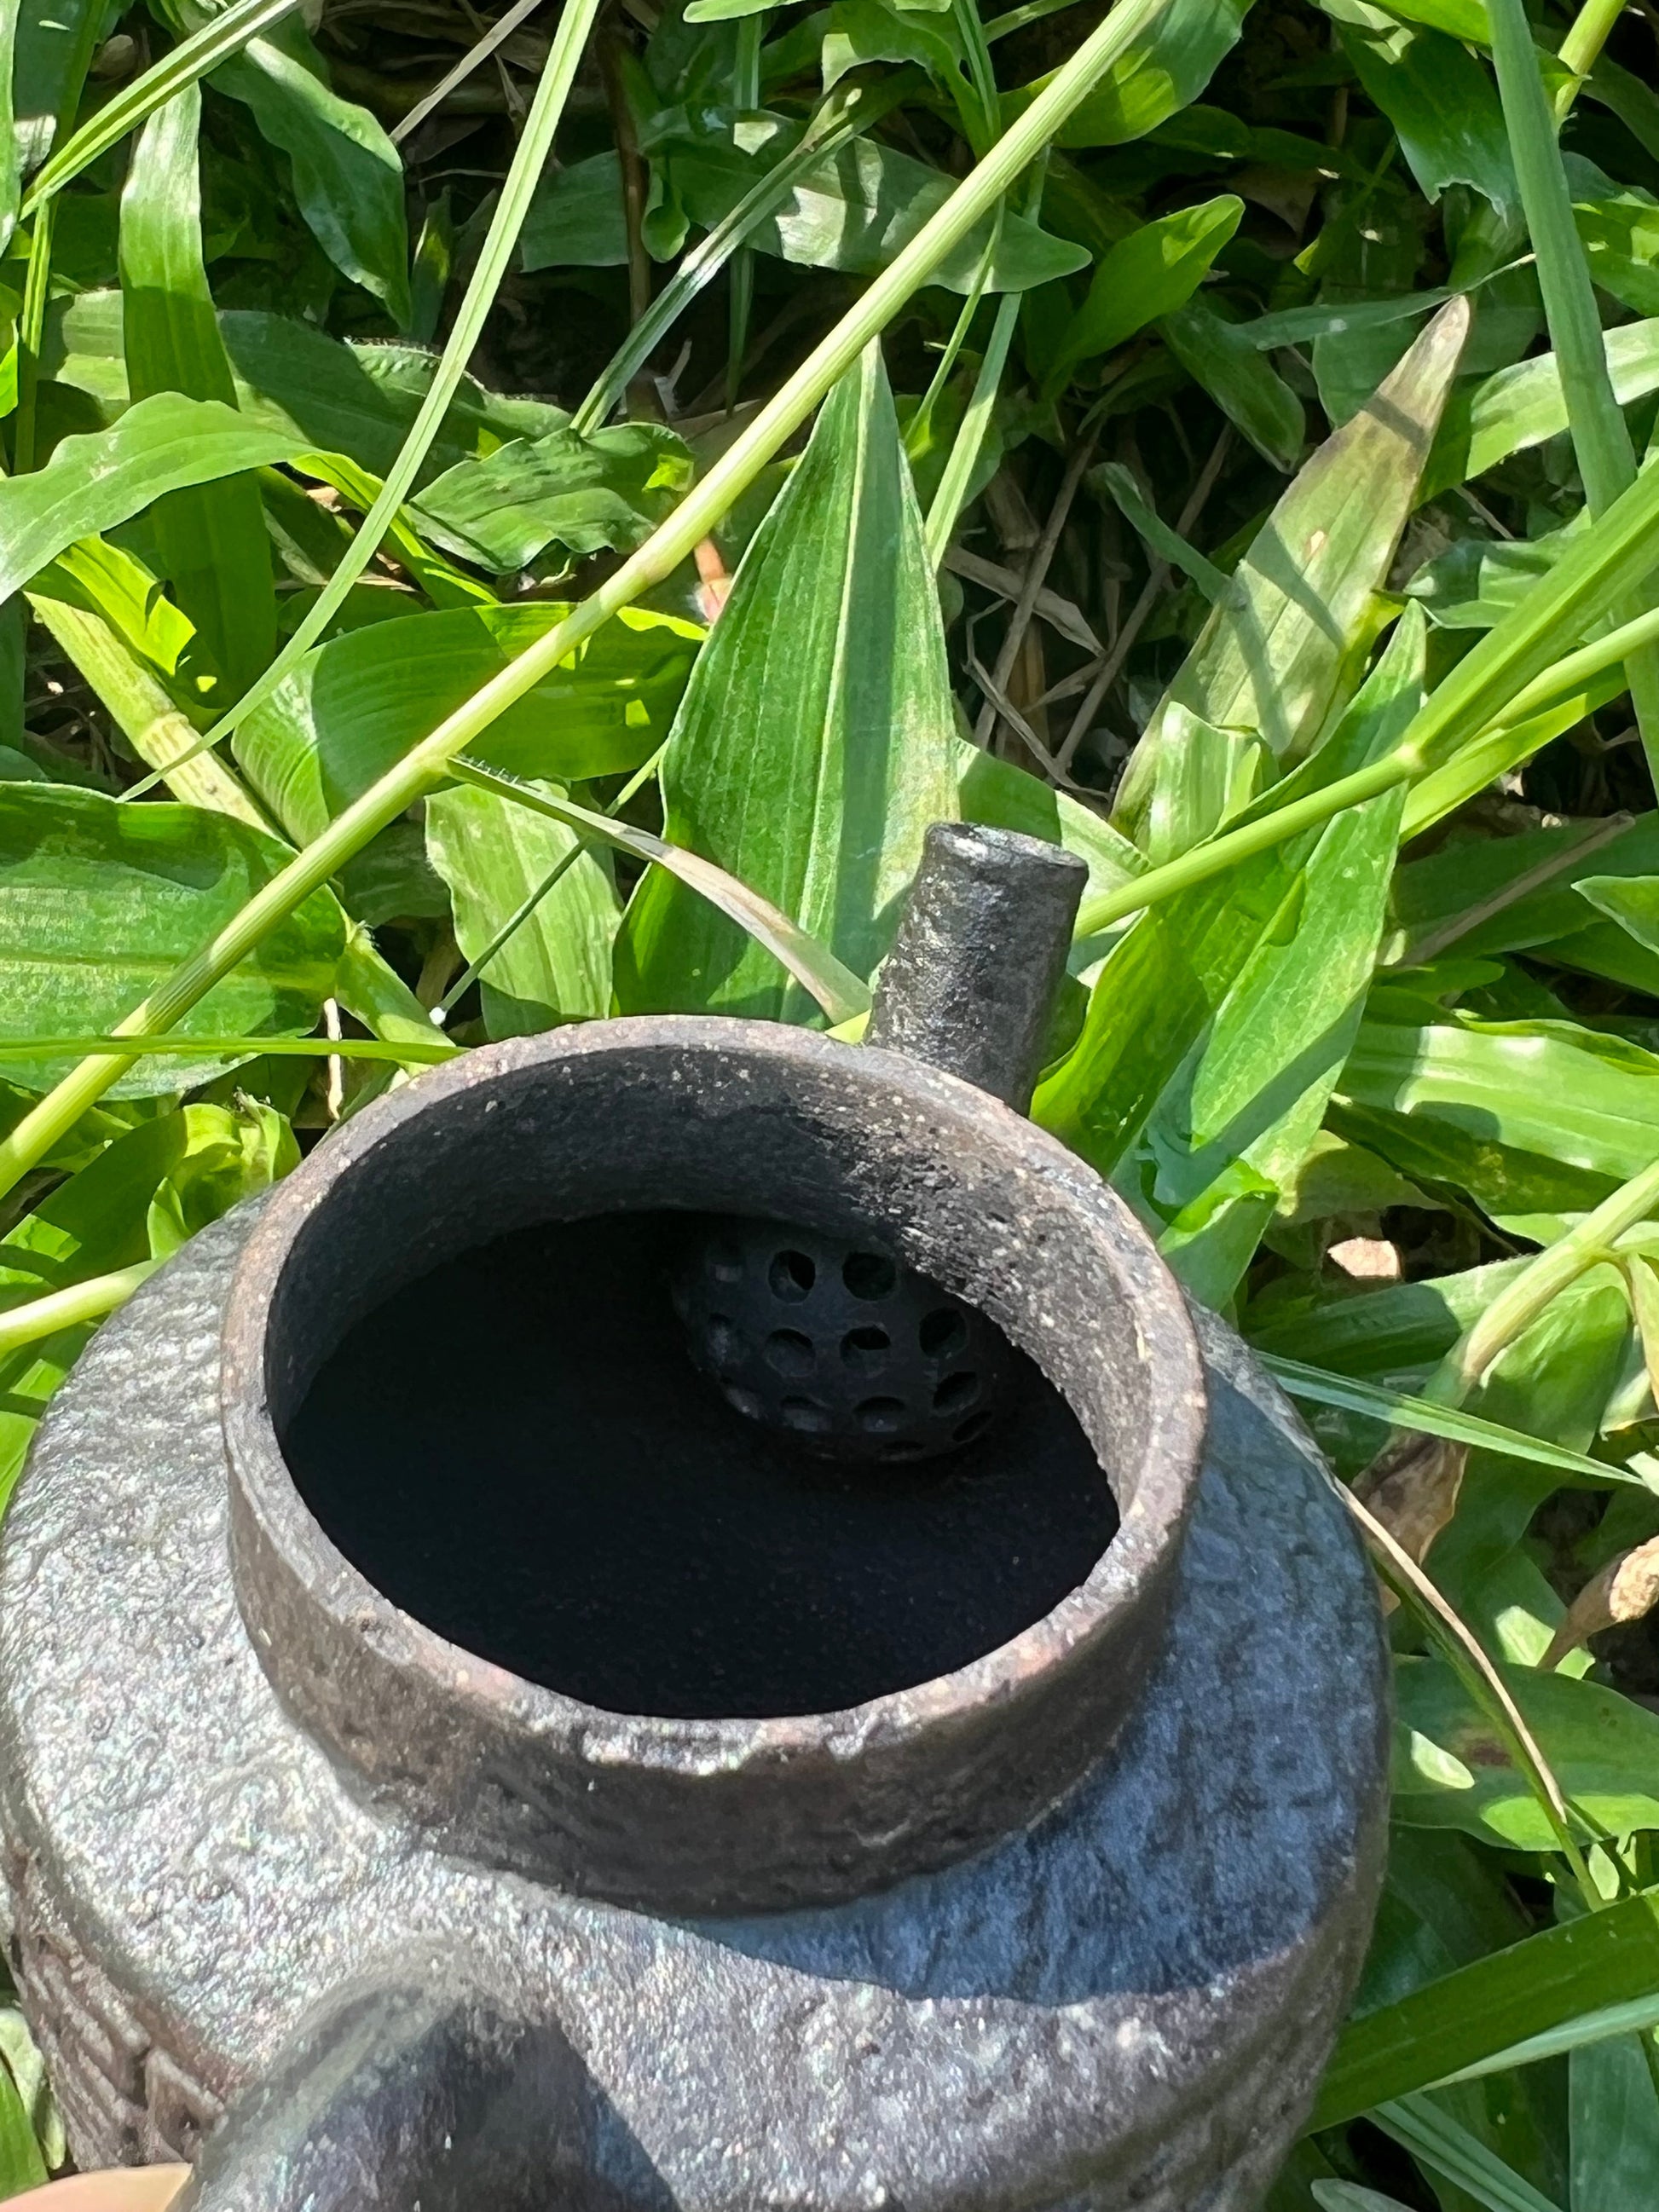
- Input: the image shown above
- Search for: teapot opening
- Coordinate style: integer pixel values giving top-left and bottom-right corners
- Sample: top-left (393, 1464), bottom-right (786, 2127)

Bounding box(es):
top-left (282, 1208), bottom-right (1116, 1722)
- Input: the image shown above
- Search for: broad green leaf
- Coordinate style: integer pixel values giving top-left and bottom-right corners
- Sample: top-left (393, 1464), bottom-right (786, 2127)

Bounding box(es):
top-left (1569, 2026), bottom-right (1659, 2212)
top-left (1134, 620), bottom-right (1419, 1300)
top-left (0, 2058), bottom-right (44, 2195)
top-left (0, 1333), bottom-right (85, 1521)
top-left (30, 534), bottom-right (199, 687)
top-left (1311, 174), bottom-right (1435, 427)
top-left (1048, 193), bottom-right (1241, 388)
top-left (0, 393), bottom-right (302, 608)
top-left (410, 421), bottom-right (695, 571)
top-left (0, 1101), bottom-right (277, 1300)
top-left (1387, 814), bottom-right (1659, 994)
top-left (1404, 525), bottom-right (1575, 632)
top-left (11, 0), bottom-right (107, 177)
top-left (521, 149), bottom-right (630, 270)
top-left (1038, 609), bottom-right (1425, 1196)
top-left (0, 2007), bottom-right (55, 2188)
top-left (118, 82), bottom-right (277, 697)
top-left (142, 1098), bottom-right (297, 1256)
top-left (1148, 101), bottom-right (1369, 174)
top-left (1141, 707), bottom-right (1268, 869)
top-left (208, 16), bottom-right (412, 325)
top-left (1575, 873), bottom-right (1659, 960)
top-left (1315, 1888), bottom-right (1659, 2130)
top-left (1569, 162), bottom-right (1659, 320)
top-left (1393, 1656), bottom-right (1659, 1849)
top-left (1338, 1016), bottom-right (1659, 1202)
top-left (1248, 1245), bottom-right (1587, 1381)
top-left (1004, 0), bottom-right (1252, 150)
top-left (1114, 297), bottom-right (1468, 837)
top-left (1423, 320), bottom-right (1659, 502)
top-left (614, 344), bottom-right (959, 1022)
top-left (43, 289), bottom-right (564, 477)
top-left (1324, 0), bottom-right (1516, 214)
top-left (1160, 292), bottom-right (1305, 471)
top-left (425, 783), bottom-right (618, 1037)
top-left (234, 603), bottom-right (701, 844)
top-left (0, 1100), bottom-right (294, 1511)
top-left (662, 111), bottom-right (1087, 293)
top-left (0, 784), bottom-right (345, 1094)
top-left (822, 0), bottom-right (968, 115)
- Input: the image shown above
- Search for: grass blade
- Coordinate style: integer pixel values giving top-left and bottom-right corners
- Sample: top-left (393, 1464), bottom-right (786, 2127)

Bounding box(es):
top-left (1261, 1355), bottom-right (1640, 1485)
top-left (1486, 0), bottom-right (1659, 783)
top-left (118, 83), bottom-right (277, 698)
top-left (453, 759), bottom-right (871, 1024)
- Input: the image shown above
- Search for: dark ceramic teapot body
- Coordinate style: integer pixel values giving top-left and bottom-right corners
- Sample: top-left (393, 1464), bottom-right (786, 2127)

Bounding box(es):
top-left (0, 829), bottom-right (1389, 2210)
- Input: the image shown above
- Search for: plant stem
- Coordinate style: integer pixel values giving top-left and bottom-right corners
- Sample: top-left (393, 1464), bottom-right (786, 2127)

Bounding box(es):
top-left (1070, 517), bottom-right (1659, 939)
top-left (1555, 0), bottom-right (1626, 116)
top-left (0, 0), bottom-right (1182, 1205)
top-left (1442, 1155), bottom-right (1659, 1399)
top-left (1074, 748), bottom-right (1420, 939)
top-left (0, 1261), bottom-right (159, 1357)
top-left (1488, 0), bottom-right (1659, 787)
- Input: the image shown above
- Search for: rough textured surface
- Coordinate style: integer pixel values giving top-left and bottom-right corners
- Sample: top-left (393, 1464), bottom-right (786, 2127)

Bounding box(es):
top-left (866, 823), bottom-right (1087, 1111)
top-left (177, 1961), bottom-right (597, 2212)
top-left (0, 1204), bottom-right (1389, 2209)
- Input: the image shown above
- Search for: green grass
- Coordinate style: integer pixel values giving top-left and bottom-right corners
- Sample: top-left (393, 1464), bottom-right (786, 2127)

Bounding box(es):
top-left (0, 0), bottom-right (1658, 2199)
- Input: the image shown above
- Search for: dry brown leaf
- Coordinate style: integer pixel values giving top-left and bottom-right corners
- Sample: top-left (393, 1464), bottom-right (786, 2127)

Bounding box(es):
top-left (1354, 1432), bottom-right (1468, 1614)
top-left (1541, 1536), bottom-right (1659, 1671)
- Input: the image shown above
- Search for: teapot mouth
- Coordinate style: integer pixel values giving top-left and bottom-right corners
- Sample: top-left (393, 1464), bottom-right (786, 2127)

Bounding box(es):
top-left (222, 1016), bottom-right (1207, 1915)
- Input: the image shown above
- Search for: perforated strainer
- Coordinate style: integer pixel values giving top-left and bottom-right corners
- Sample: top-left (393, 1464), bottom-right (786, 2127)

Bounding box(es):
top-left (673, 1218), bottom-right (1010, 1464)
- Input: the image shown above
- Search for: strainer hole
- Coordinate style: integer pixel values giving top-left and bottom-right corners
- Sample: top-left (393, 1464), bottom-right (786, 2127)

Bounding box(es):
top-left (934, 1372), bottom-right (980, 1415)
top-left (841, 1325), bottom-right (890, 1372)
top-left (880, 1439), bottom-right (928, 1464)
top-left (919, 1308), bottom-right (968, 1360)
top-left (780, 1395), bottom-right (832, 1435)
top-left (706, 1316), bottom-right (742, 1366)
top-left (723, 1384), bottom-right (764, 1421)
top-left (764, 1329), bottom-right (815, 1377)
top-left (769, 1250), bottom-right (816, 1301)
top-left (843, 1250), bottom-right (898, 1302)
top-left (856, 1396), bottom-right (909, 1435)
top-left (954, 1410), bottom-right (993, 1445)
